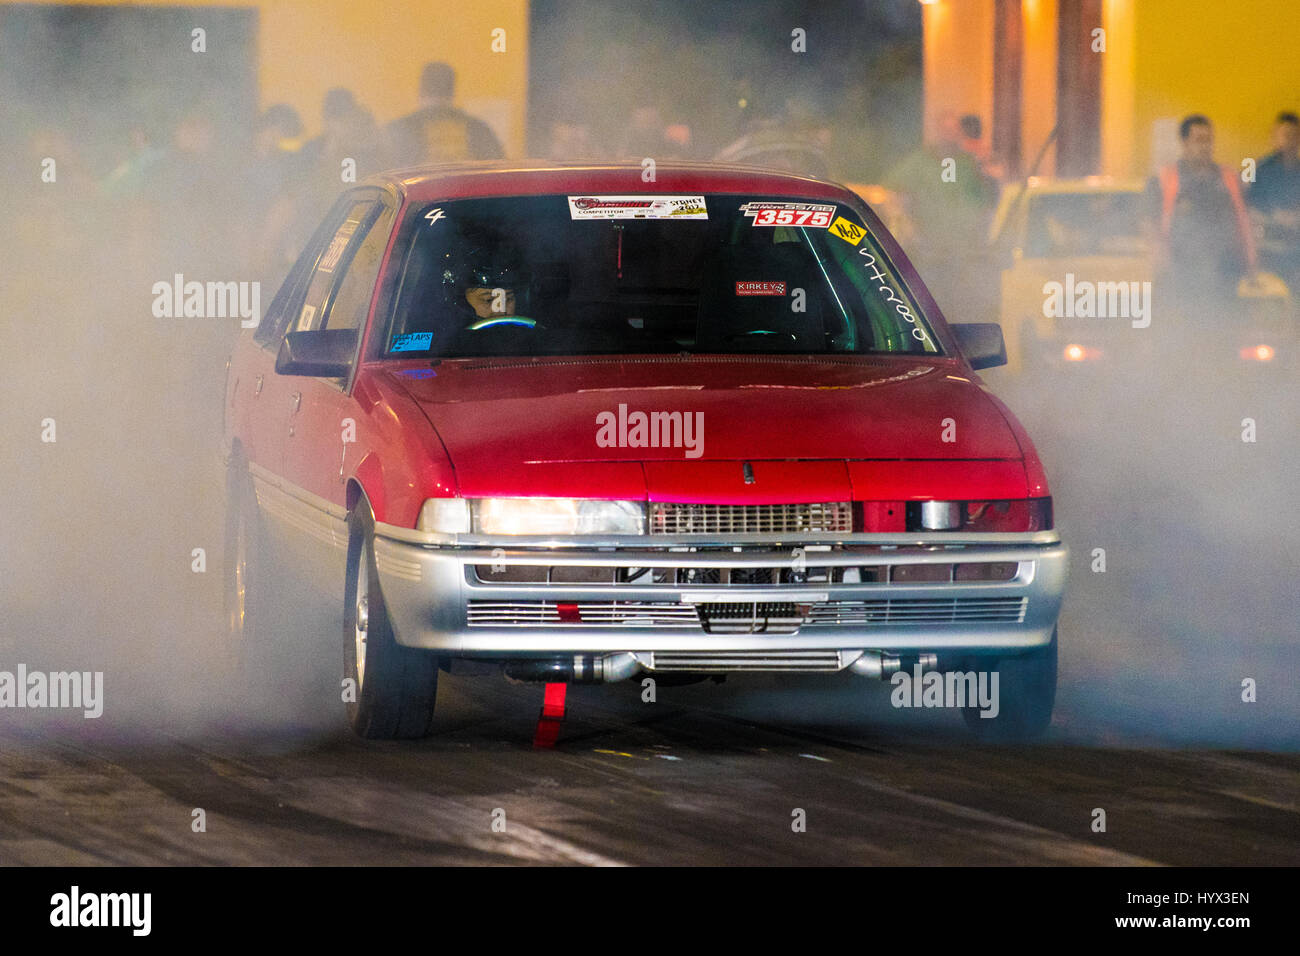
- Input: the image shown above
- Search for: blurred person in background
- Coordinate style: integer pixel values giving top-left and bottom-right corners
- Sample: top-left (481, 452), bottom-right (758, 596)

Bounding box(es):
top-left (1247, 111), bottom-right (1300, 294)
top-left (385, 62), bottom-right (503, 165)
top-left (1143, 114), bottom-right (1258, 317)
top-left (618, 105), bottom-right (691, 161)
top-left (883, 111), bottom-right (1000, 320)
top-left (100, 123), bottom-right (167, 200)
top-left (247, 103), bottom-right (304, 288)
top-left (299, 88), bottom-right (382, 188)
top-left (959, 113), bottom-right (1007, 184)
top-left (713, 91), bottom-right (830, 178)
top-left (546, 120), bottom-right (597, 161)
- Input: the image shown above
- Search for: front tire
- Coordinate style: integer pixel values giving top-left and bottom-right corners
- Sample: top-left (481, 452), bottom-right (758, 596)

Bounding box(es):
top-left (224, 458), bottom-right (271, 678)
top-left (961, 628), bottom-right (1057, 741)
top-left (343, 501), bottom-right (440, 739)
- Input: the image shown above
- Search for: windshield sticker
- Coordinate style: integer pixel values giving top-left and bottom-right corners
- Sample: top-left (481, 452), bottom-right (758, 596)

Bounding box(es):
top-left (423, 207), bottom-right (445, 226)
top-left (391, 331), bottom-right (434, 352)
top-left (568, 195), bottom-right (708, 220)
top-left (828, 215), bottom-right (865, 245)
top-left (736, 281), bottom-right (787, 296)
top-left (858, 248), bottom-right (934, 348)
top-left (740, 202), bottom-right (835, 228)
top-left (317, 219), bottom-right (359, 273)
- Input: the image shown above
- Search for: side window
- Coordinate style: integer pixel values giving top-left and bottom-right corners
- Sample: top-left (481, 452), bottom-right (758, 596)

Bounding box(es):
top-left (291, 201), bottom-right (380, 333)
top-left (254, 194), bottom-right (357, 347)
top-left (323, 205), bottom-right (394, 331)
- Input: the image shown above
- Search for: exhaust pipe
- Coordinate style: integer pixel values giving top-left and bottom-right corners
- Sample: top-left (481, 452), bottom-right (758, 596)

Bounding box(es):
top-left (849, 652), bottom-right (901, 679)
top-left (504, 652), bottom-right (642, 684)
top-left (849, 652), bottom-right (938, 679)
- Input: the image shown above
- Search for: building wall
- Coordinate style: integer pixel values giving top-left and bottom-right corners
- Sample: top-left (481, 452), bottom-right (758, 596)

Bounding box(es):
top-left (922, 0), bottom-right (994, 145)
top-left (1128, 0), bottom-right (1300, 179)
top-left (5, 0), bottom-right (531, 155)
top-left (1020, 0), bottom-right (1058, 175)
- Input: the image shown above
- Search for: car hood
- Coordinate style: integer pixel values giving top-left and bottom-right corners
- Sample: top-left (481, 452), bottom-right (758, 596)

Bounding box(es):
top-left (383, 356), bottom-right (1027, 499)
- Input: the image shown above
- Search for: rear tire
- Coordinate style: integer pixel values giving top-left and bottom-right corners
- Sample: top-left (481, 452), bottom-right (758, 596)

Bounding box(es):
top-left (961, 628), bottom-right (1057, 741)
top-left (343, 501), bottom-right (440, 739)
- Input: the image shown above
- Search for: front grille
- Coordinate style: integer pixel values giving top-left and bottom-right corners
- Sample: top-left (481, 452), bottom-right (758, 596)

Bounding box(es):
top-left (695, 601), bottom-right (809, 634)
top-left (472, 559), bottom-right (1020, 587)
top-left (465, 596), bottom-right (1026, 628)
top-left (646, 651), bottom-right (843, 672)
top-left (467, 601), bottom-right (700, 628)
top-left (805, 597), bottom-right (1027, 626)
top-left (650, 501), bottom-right (852, 535)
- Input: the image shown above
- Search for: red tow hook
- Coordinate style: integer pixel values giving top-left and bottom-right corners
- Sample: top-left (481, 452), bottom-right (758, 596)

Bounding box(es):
top-left (533, 682), bottom-right (568, 749)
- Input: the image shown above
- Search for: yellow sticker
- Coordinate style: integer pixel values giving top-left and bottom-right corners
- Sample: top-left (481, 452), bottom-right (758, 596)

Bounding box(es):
top-left (828, 216), bottom-right (865, 245)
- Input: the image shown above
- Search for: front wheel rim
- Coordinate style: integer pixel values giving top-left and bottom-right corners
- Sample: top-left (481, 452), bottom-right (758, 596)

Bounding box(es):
top-left (354, 546), bottom-right (369, 689)
top-left (230, 506), bottom-right (248, 642)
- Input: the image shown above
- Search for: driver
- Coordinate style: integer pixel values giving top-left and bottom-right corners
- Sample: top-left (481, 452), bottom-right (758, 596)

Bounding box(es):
top-left (442, 238), bottom-right (534, 328)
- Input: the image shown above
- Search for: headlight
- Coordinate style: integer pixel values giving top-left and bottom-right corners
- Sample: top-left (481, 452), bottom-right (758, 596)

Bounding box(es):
top-left (904, 498), bottom-right (1053, 532)
top-left (473, 498), bottom-right (645, 535)
top-left (417, 498), bottom-right (470, 534)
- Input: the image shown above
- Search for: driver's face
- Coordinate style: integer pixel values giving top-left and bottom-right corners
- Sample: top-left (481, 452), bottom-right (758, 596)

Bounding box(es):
top-left (465, 286), bottom-right (516, 319)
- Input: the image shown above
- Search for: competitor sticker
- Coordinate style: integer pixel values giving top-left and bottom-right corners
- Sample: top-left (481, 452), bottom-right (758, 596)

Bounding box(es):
top-left (568, 195), bottom-right (708, 220)
top-left (740, 201), bottom-right (835, 228)
top-left (391, 331), bottom-right (434, 352)
top-left (827, 216), bottom-right (865, 245)
top-left (736, 281), bottom-right (787, 296)
top-left (318, 219), bottom-right (359, 273)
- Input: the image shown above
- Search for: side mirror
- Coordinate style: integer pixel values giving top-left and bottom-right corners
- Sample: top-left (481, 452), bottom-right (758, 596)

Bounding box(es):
top-left (275, 328), bottom-right (357, 377)
top-left (950, 323), bottom-right (1007, 370)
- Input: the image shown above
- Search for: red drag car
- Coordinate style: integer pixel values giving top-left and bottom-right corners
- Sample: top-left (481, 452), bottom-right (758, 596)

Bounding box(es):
top-left (224, 162), bottom-right (1067, 740)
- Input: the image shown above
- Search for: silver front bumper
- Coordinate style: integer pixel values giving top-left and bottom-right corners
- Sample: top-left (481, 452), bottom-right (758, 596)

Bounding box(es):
top-left (370, 525), bottom-right (1067, 660)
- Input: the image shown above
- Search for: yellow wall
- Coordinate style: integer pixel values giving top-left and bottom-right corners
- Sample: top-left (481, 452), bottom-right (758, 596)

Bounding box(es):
top-left (7, 0), bottom-right (531, 155)
top-left (922, 0), bottom-right (994, 145)
top-left (1020, 0), bottom-right (1057, 175)
top-left (1099, 0), bottom-right (1135, 178)
top-left (1129, 0), bottom-right (1300, 177)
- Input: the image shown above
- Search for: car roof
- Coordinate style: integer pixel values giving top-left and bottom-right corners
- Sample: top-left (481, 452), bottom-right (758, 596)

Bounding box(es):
top-left (362, 160), bottom-right (857, 204)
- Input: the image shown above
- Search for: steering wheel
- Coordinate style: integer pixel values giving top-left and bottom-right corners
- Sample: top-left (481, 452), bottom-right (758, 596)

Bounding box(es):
top-left (467, 316), bottom-right (537, 331)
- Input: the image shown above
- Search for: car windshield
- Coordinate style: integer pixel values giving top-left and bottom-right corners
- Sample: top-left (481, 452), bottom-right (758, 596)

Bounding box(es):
top-left (1023, 191), bottom-right (1145, 258)
top-left (379, 193), bottom-right (942, 358)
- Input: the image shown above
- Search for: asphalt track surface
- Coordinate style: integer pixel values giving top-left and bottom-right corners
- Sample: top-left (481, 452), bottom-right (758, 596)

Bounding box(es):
top-left (1, 670), bottom-right (1298, 865)
top-left (2, 322), bottom-right (1296, 866)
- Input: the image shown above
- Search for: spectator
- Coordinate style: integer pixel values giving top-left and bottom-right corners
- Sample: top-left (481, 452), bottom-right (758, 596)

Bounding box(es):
top-left (247, 104), bottom-right (305, 287)
top-left (1143, 114), bottom-right (1257, 314)
top-left (300, 88), bottom-right (383, 191)
top-left (384, 62), bottom-right (504, 165)
top-left (882, 111), bottom-right (1001, 318)
top-left (1247, 111), bottom-right (1300, 289)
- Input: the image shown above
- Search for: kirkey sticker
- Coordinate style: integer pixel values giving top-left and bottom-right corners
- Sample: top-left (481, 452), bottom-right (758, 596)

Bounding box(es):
top-left (735, 281), bottom-right (787, 296)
